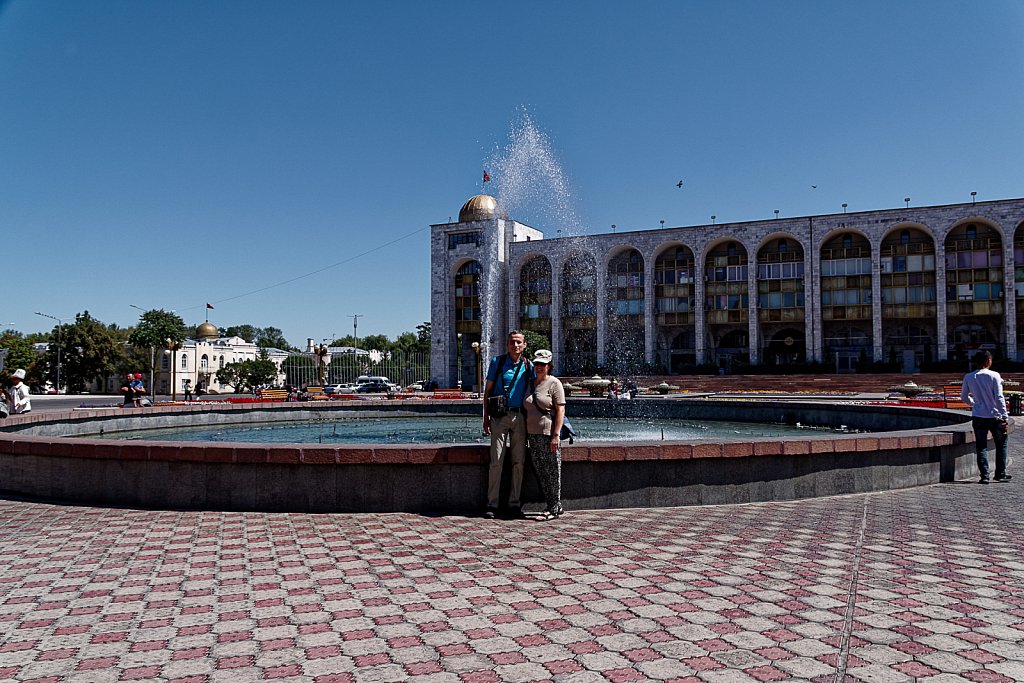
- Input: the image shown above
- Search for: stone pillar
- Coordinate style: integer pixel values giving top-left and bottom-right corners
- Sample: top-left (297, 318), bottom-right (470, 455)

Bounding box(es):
top-left (804, 248), bottom-right (815, 362)
top-left (644, 261), bottom-right (655, 365)
top-left (550, 258), bottom-right (564, 370)
top-left (747, 256), bottom-right (759, 365)
top-left (1005, 241), bottom-right (1017, 360)
top-left (935, 243), bottom-right (948, 361)
top-left (596, 264), bottom-right (607, 366)
top-left (694, 256), bottom-right (706, 365)
top-left (871, 254), bottom-right (883, 362)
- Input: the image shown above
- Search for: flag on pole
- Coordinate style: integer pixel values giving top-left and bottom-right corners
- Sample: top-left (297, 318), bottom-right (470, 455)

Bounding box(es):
top-left (206, 303), bottom-right (215, 309)
top-left (483, 170), bottom-right (491, 183)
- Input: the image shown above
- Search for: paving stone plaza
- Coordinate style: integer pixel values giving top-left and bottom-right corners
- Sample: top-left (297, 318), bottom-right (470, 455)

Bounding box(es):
top-left (0, 441), bottom-right (1021, 682)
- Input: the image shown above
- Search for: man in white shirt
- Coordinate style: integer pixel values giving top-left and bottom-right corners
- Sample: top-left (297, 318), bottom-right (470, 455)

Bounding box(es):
top-left (6, 369), bottom-right (32, 415)
top-left (961, 351), bottom-right (1011, 484)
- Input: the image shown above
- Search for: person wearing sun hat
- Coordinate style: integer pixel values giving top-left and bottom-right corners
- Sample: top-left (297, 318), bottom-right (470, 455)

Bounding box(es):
top-left (524, 349), bottom-right (566, 520)
top-left (6, 369), bottom-right (31, 414)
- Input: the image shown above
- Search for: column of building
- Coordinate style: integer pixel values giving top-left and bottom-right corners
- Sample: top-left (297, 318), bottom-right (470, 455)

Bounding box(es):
top-left (746, 248), bottom-right (759, 365)
top-left (643, 257), bottom-right (656, 365)
top-left (934, 242), bottom-right (948, 361)
top-left (596, 263), bottom-right (607, 366)
top-left (550, 256), bottom-right (563, 370)
top-left (694, 256), bottom-right (706, 365)
top-left (1005, 239), bottom-right (1017, 360)
top-left (871, 249), bottom-right (883, 362)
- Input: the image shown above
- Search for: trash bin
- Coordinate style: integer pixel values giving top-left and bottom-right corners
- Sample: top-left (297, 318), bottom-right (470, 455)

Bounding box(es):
top-left (1009, 393), bottom-right (1022, 416)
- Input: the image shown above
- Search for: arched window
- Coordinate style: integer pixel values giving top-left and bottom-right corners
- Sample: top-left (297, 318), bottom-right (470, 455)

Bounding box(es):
top-left (181, 355), bottom-right (188, 370)
top-left (219, 355), bottom-right (225, 369)
top-left (200, 354), bottom-right (209, 370)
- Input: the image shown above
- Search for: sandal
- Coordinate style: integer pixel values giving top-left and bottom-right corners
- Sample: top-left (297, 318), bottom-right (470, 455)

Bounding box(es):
top-left (536, 510), bottom-right (558, 521)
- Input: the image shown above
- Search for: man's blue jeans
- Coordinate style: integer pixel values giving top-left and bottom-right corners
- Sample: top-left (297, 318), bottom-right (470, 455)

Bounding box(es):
top-left (972, 417), bottom-right (1008, 479)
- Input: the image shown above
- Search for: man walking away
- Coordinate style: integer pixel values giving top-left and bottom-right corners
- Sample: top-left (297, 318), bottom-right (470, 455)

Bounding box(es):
top-left (961, 350), bottom-right (1012, 484)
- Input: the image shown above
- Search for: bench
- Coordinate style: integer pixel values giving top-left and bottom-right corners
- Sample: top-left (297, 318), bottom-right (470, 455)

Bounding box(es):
top-left (259, 389), bottom-right (289, 402)
top-left (943, 385), bottom-right (971, 410)
top-left (432, 389), bottom-right (464, 400)
top-left (306, 386), bottom-right (331, 400)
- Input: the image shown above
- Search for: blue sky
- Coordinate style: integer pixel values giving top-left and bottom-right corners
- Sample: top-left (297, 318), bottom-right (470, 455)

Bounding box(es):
top-left (2, 1), bottom-right (1022, 346)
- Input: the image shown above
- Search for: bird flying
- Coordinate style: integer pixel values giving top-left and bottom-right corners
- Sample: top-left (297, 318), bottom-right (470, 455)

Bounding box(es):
top-left (676, 180), bottom-right (683, 188)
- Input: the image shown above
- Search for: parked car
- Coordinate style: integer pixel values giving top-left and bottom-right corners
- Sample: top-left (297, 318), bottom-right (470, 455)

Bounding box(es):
top-left (408, 379), bottom-right (438, 391)
top-left (323, 383), bottom-right (357, 394)
top-left (355, 380), bottom-right (394, 393)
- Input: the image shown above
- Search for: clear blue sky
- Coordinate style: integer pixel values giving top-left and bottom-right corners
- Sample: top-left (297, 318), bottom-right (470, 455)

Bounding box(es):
top-left (2, 1), bottom-right (1022, 346)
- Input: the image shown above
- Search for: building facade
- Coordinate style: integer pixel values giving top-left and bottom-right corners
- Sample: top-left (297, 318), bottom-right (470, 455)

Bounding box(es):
top-left (430, 195), bottom-right (1024, 387)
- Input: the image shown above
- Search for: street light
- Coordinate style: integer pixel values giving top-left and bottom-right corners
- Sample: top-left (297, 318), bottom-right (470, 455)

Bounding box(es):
top-left (165, 338), bottom-right (183, 401)
top-left (971, 191), bottom-right (977, 205)
top-left (904, 197), bottom-right (911, 208)
top-left (470, 341), bottom-right (483, 396)
top-left (34, 311), bottom-right (64, 394)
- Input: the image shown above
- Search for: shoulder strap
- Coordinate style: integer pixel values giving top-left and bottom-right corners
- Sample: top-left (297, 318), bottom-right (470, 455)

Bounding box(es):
top-left (529, 376), bottom-right (551, 417)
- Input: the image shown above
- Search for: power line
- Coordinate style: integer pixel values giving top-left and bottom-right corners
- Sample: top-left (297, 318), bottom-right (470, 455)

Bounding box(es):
top-left (173, 224), bottom-right (431, 313)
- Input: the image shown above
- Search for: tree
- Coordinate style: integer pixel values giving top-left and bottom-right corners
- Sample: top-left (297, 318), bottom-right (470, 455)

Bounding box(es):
top-left (223, 325), bottom-right (258, 343)
top-left (46, 311), bottom-right (125, 393)
top-left (129, 309), bottom-right (189, 388)
top-left (215, 363), bottom-right (243, 392)
top-left (415, 321), bottom-right (431, 354)
top-left (247, 350), bottom-right (279, 387)
top-left (522, 330), bottom-right (551, 356)
top-left (1, 332), bottom-right (41, 388)
top-left (255, 326), bottom-right (292, 350)
top-left (361, 334), bottom-right (391, 351)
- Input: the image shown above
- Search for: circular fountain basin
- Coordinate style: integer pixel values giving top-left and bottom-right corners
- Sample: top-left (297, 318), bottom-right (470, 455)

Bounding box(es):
top-left (0, 398), bottom-right (984, 513)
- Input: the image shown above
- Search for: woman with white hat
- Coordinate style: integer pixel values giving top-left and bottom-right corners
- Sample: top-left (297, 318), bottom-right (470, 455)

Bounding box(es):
top-left (524, 349), bottom-right (566, 520)
top-left (6, 369), bottom-right (31, 414)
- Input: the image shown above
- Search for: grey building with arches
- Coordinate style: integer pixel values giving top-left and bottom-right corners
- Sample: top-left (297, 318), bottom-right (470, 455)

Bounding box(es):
top-left (430, 194), bottom-right (1024, 387)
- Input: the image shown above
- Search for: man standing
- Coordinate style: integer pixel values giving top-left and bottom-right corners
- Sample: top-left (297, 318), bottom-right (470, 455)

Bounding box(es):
top-left (961, 350), bottom-right (1012, 484)
top-left (6, 369), bottom-right (31, 414)
top-left (482, 330), bottom-right (533, 519)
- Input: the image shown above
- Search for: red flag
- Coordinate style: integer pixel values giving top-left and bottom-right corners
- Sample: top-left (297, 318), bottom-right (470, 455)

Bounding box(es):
top-left (206, 303), bottom-right (215, 309)
top-left (483, 170), bottom-right (491, 183)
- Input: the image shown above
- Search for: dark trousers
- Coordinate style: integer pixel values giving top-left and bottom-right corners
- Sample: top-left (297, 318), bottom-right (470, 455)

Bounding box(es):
top-left (972, 417), bottom-right (1008, 479)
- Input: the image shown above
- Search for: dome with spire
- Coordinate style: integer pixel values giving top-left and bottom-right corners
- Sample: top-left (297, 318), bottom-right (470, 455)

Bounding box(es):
top-left (459, 194), bottom-right (506, 223)
top-left (195, 321), bottom-right (218, 340)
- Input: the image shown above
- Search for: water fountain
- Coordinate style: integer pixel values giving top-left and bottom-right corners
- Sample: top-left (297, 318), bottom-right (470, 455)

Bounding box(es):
top-left (0, 115), bottom-right (990, 513)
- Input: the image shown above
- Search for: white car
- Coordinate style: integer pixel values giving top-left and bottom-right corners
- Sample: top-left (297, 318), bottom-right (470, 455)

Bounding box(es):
top-left (323, 383), bottom-right (357, 394)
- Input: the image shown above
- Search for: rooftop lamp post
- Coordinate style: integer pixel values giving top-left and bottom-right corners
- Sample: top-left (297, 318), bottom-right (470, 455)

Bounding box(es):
top-left (165, 339), bottom-right (183, 401)
top-left (34, 311), bottom-right (63, 394)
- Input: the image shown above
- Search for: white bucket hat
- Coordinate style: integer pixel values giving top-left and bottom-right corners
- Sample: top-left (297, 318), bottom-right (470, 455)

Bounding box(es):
top-left (532, 349), bottom-right (553, 364)
top-left (12, 369), bottom-right (25, 380)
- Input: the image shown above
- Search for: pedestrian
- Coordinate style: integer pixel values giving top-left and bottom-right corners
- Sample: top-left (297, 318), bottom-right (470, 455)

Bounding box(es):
top-left (482, 330), bottom-right (533, 519)
top-left (524, 349), bottom-right (566, 520)
top-left (961, 350), bottom-right (1012, 484)
top-left (130, 373), bottom-right (146, 407)
top-left (183, 379), bottom-right (193, 402)
top-left (120, 373), bottom-right (138, 408)
top-left (6, 369), bottom-right (31, 414)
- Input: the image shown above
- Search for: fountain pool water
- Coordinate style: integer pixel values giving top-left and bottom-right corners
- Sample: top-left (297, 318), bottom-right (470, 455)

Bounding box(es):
top-left (99, 415), bottom-right (853, 445)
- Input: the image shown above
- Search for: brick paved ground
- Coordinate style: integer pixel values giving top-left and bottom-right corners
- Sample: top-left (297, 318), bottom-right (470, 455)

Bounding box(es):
top-left (0, 453), bottom-right (1021, 682)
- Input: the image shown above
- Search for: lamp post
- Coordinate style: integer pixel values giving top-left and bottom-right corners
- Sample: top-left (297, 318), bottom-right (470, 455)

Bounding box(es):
top-left (34, 311), bottom-right (64, 394)
top-left (165, 339), bottom-right (183, 401)
top-left (971, 191), bottom-right (977, 205)
top-left (904, 197), bottom-right (911, 209)
top-left (470, 341), bottom-right (483, 396)
top-left (842, 203), bottom-right (848, 213)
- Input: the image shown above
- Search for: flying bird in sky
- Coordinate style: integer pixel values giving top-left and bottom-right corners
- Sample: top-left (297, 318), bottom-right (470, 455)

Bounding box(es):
top-left (811, 185), bottom-right (817, 189)
top-left (676, 180), bottom-right (683, 188)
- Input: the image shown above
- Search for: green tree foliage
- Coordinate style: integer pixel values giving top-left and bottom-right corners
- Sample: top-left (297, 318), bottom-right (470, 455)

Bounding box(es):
top-left (255, 326), bottom-right (292, 350)
top-left (129, 310), bottom-right (188, 349)
top-left (360, 334), bottom-right (391, 351)
top-left (1, 331), bottom-right (42, 388)
top-left (415, 321), bottom-right (431, 354)
top-left (222, 325), bottom-right (257, 342)
top-left (128, 309), bottom-right (189, 382)
top-left (46, 311), bottom-right (125, 393)
top-left (215, 363), bottom-right (243, 392)
top-left (522, 330), bottom-right (551, 356)
top-left (215, 351), bottom-right (279, 393)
